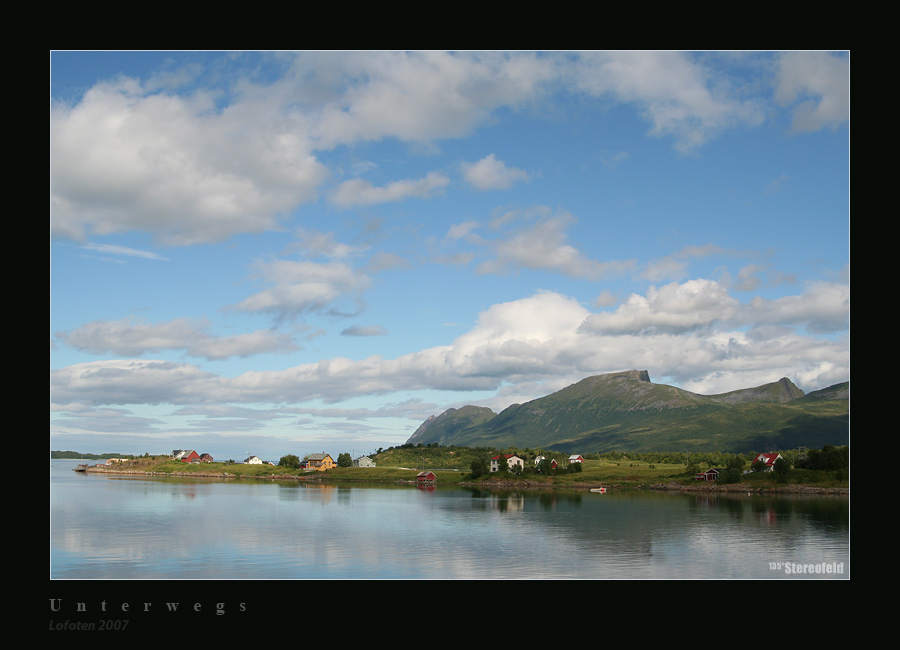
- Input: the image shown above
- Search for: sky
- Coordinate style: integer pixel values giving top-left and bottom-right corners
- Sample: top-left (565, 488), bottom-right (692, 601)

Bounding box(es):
top-left (50, 51), bottom-right (850, 462)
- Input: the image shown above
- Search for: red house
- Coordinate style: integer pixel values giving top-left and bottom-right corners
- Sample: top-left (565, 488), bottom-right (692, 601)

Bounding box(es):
top-left (416, 471), bottom-right (436, 483)
top-left (175, 450), bottom-right (200, 463)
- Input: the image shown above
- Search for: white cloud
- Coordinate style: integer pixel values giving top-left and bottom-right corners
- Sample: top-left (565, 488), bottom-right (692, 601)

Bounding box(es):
top-left (50, 77), bottom-right (329, 245)
top-left (299, 51), bottom-right (557, 148)
top-left (51, 51), bottom-right (778, 248)
top-left (572, 51), bottom-right (766, 152)
top-left (329, 172), bottom-right (450, 208)
top-left (739, 280), bottom-right (850, 333)
top-left (477, 211), bottom-right (635, 280)
top-left (462, 154), bottom-right (528, 190)
top-left (50, 279), bottom-right (850, 413)
top-left (55, 317), bottom-right (299, 360)
top-left (232, 258), bottom-right (371, 321)
top-left (82, 243), bottom-right (169, 261)
top-left (639, 244), bottom-right (727, 283)
top-left (775, 51), bottom-right (849, 133)
top-left (581, 279), bottom-right (739, 335)
top-left (341, 325), bottom-right (388, 337)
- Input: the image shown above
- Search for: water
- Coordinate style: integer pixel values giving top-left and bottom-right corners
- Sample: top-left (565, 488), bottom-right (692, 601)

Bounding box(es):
top-left (50, 459), bottom-right (849, 580)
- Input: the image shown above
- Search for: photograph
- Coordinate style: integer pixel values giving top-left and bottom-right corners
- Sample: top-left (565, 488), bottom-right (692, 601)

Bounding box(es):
top-left (50, 50), bottom-right (849, 602)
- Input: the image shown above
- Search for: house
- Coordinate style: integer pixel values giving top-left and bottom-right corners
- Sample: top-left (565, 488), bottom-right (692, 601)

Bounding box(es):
top-left (416, 471), bottom-right (436, 483)
top-left (754, 453), bottom-right (783, 472)
top-left (695, 468), bottom-right (721, 481)
top-left (175, 450), bottom-right (200, 463)
top-left (568, 455), bottom-right (585, 464)
top-left (199, 453), bottom-right (214, 463)
top-left (354, 455), bottom-right (376, 468)
top-left (535, 456), bottom-right (558, 471)
top-left (300, 453), bottom-right (335, 471)
top-left (490, 454), bottom-right (524, 472)
top-left (244, 456), bottom-right (263, 465)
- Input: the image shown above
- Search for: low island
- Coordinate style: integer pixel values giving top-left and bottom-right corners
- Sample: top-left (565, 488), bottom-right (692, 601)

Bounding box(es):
top-left (56, 444), bottom-right (849, 495)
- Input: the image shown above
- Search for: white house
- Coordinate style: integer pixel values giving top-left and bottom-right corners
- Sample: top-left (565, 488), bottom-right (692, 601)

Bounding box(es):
top-left (490, 454), bottom-right (524, 472)
top-left (244, 456), bottom-right (263, 464)
top-left (754, 452), bottom-right (783, 472)
top-left (354, 455), bottom-right (376, 468)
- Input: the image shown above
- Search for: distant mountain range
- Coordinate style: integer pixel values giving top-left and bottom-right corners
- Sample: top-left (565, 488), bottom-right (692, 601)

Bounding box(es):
top-left (406, 370), bottom-right (849, 453)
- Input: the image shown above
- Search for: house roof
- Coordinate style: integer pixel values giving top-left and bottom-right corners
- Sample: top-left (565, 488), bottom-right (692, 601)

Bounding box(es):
top-left (307, 453), bottom-right (332, 460)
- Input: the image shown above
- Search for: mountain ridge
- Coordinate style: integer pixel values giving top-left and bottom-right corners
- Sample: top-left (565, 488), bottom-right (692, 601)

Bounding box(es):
top-left (405, 370), bottom-right (849, 453)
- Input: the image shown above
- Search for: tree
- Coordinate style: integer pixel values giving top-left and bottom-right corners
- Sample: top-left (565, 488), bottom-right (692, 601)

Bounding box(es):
top-left (337, 453), bottom-right (352, 468)
top-left (279, 454), bottom-right (300, 469)
top-left (773, 457), bottom-right (791, 483)
top-left (470, 458), bottom-right (487, 479)
top-left (537, 457), bottom-right (556, 475)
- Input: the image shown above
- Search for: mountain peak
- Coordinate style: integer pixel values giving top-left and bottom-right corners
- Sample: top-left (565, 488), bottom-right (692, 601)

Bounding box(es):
top-left (623, 369), bottom-right (651, 382)
top-left (404, 371), bottom-right (847, 453)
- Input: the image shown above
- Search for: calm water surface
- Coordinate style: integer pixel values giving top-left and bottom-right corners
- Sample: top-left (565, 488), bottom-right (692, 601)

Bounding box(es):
top-left (50, 459), bottom-right (849, 579)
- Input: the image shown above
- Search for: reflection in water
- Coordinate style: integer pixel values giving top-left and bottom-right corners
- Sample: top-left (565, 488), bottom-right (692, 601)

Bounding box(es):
top-left (51, 461), bottom-right (848, 579)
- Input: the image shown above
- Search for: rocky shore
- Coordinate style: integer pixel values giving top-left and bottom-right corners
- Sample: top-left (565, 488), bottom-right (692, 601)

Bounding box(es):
top-left (649, 481), bottom-right (848, 495)
top-left (76, 466), bottom-right (848, 495)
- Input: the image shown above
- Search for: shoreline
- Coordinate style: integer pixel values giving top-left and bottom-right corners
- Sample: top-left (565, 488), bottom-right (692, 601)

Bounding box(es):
top-left (73, 466), bottom-right (848, 496)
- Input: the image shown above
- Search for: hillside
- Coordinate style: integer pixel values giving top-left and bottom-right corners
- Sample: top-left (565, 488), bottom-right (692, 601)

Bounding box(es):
top-left (405, 370), bottom-right (849, 454)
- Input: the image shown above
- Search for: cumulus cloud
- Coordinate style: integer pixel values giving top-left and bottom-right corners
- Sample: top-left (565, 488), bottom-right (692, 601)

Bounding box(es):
top-left (299, 50), bottom-right (557, 148)
top-left (738, 280), bottom-right (850, 333)
top-left (571, 51), bottom-right (766, 152)
top-left (477, 211), bottom-right (635, 280)
top-left (581, 279), bottom-right (739, 335)
top-left (51, 51), bottom-right (781, 247)
top-left (231, 258), bottom-right (371, 321)
top-left (50, 279), bottom-right (850, 412)
top-left (775, 51), bottom-right (849, 133)
top-left (462, 154), bottom-right (528, 190)
top-left (50, 76), bottom-right (329, 245)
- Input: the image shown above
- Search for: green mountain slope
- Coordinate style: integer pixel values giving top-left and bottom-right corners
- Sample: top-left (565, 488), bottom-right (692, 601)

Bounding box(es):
top-left (406, 405), bottom-right (497, 446)
top-left (406, 370), bottom-right (849, 453)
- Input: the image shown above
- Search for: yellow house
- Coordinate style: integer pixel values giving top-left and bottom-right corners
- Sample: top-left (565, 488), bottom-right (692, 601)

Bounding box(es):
top-left (302, 453), bottom-right (335, 471)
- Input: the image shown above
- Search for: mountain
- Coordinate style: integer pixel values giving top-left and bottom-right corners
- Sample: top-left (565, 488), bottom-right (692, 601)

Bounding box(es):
top-left (407, 405), bottom-right (497, 446)
top-left (405, 370), bottom-right (849, 453)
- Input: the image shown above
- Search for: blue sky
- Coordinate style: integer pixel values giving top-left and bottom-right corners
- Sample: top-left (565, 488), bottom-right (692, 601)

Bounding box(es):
top-left (50, 51), bottom-right (850, 461)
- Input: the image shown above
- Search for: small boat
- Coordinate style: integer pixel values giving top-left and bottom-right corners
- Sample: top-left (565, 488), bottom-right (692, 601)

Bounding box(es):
top-left (589, 487), bottom-right (607, 493)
